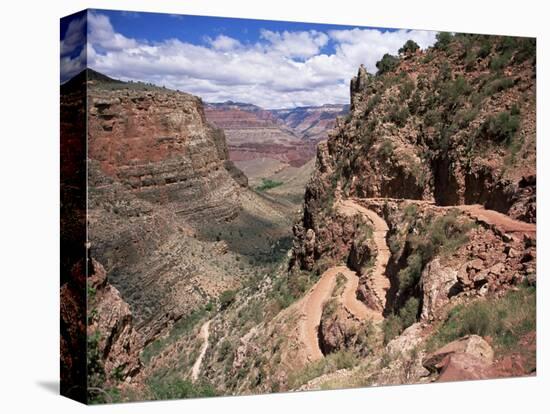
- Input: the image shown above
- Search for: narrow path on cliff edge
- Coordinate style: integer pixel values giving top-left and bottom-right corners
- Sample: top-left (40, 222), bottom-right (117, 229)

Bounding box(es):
top-left (191, 320), bottom-right (211, 381)
top-left (299, 200), bottom-right (390, 362)
top-left (454, 204), bottom-right (536, 239)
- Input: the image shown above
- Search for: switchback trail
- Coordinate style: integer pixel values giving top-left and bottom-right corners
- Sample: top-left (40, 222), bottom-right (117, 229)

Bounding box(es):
top-left (338, 199), bottom-right (391, 310)
top-left (299, 199), bottom-right (390, 362)
top-left (191, 320), bottom-right (211, 381)
top-left (296, 197), bottom-right (534, 362)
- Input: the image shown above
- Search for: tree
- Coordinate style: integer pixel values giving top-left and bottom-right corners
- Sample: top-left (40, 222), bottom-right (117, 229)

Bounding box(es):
top-left (399, 40), bottom-right (420, 55)
top-left (434, 32), bottom-right (453, 50)
top-left (375, 53), bottom-right (399, 75)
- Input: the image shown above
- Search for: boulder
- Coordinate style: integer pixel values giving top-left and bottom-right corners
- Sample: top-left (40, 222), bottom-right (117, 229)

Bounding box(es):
top-left (420, 259), bottom-right (459, 321)
top-left (436, 352), bottom-right (493, 382)
top-left (386, 322), bottom-right (424, 356)
top-left (423, 335), bottom-right (494, 375)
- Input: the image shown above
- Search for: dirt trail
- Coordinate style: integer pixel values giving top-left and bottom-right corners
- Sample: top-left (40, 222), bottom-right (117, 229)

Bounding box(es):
top-left (191, 320), bottom-right (211, 381)
top-left (299, 200), bottom-right (391, 362)
top-left (456, 204), bottom-right (536, 239)
top-left (296, 197), bottom-right (534, 363)
top-left (340, 267), bottom-right (384, 322)
top-left (338, 199), bottom-right (391, 310)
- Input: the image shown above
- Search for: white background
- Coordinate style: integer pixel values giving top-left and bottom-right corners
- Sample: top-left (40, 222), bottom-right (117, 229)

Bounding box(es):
top-left (0, 0), bottom-right (548, 412)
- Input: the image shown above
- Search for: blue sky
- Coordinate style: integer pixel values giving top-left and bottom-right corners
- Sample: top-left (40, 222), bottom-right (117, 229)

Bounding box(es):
top-left (61, 9), bottom-right (437, 108)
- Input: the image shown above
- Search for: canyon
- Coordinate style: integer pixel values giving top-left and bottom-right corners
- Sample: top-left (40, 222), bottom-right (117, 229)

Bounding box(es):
top-left (61, 33), bottom-right (536, 403)
top-left (205, 101), bottom-right (347, 191)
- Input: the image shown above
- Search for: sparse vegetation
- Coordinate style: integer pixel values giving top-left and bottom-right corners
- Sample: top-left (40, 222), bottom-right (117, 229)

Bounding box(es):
top-left (256, 178), bottom-right (284, 191)
top-left (397, 210), bottom-right (474, 300)
top-left (428, 285), bottom-right (536, 355)
top-left (378, 139), bottom-right (394, 158)
top-left (147, 377), bottom-right (217, 400)
top-left (141, 304), bottom-right (213, 364)
top-left (383, 296), bottom-right (421, 344)
top-left (219, 289), bottom-right (237, 310)
top-left (479, 110), bottom-right (521, 145)
top-left (288, 350), bottom-right (358, 388)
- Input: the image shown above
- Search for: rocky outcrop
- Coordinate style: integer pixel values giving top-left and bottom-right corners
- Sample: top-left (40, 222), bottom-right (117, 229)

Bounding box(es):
top-left (88, 77), bottom-right (245, 223)
top-left (423, 335), bottom-right (494, 382)
top-left (292, 37), bottom-right (536, 278)
top-left (424, 335), bottom-right (494, 370)
top-left (422, 332), bottom-right (535, 382)
top-left (80, 70), bottom-right (258, 345)
top-left (87, 258), bottom-right (142, 383)
top-left (60, 261), bottom-right (87, 401)
top-left (419, 259), bottom-right (459, 321)
top-left (318, 306), bottom-right (357, 355)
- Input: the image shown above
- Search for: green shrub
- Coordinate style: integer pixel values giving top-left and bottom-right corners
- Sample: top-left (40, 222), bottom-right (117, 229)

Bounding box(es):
top-left (388, 235), bottom-right (401, 255)
top-left (480, 110), bottom-right (521, 145)
top-left (456, 107), bottom-right (478, 128)
top-left (477, 40), bottom-right (492, 59)
top-left (399, 40), bottom-right (420, 55)
top-left (428, 285), bottom-right (536, 354)
top-left (378, 139), bottom-right (394, 158)
top-left (490, 52), bottom-right (511, 71)
top-left (376, 53), bottom-right (399, 75)
top-left (434, 32), bottom-right (453, 51)
top-left (424, 109), bottom-right (441, 127)
top-left (398, 253), bottom-right (423, 294)
top-left (289, 350), bottom-right (358, 388)
top-left (217, 339), bottom-right (234, 362)
top-left (365, 94), bottom-right (381, 115)
top-left (483, 76), bottom-right (515, 96)
top-left (322, 298), bottom-right (339, 319)
top-left (87, 330), bottom-right (105, 389)
top-left (389, 105), bottom-right (410, 127)
top-left (440, 76), bottom-right (472, 109)
top-left (256, 178), bottom-right (283, 191)
top-left (403, 203), bottom-right (418, 219)
top-left (408, 90), bottom-right (422, 114)
top-left (513, 38), bottom-right (536, 64)
top-left (383, 314), bottom-right (403, 344)
top-left (398, 210), bottom-right (473, 295)
top-left (399, 79), bottom-right (415, 100)
top-left (399, 297), bottom-right (420, 329)
top-left (464, 50), bottom-right (477, 71)
top-left (219, 289), bottom-right (237, 310)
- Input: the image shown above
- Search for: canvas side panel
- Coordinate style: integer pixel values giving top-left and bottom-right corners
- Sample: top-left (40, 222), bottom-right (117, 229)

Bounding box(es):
top-left (60, 9), bottom-right (88, 404)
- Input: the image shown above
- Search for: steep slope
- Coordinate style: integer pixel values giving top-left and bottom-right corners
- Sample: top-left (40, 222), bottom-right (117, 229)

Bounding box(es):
top-left (84, 70), bottom-right (294, 352)
top-left (286, 33), bottom-right (536, 388)
top-left (74, 34), bottom-right (536, 401)
top-left (205, 101), bottom-right (315, 167)
top-left (164, 35), bottom-right (536, 396)
top-left (271, 104), bottom-right (349, 141)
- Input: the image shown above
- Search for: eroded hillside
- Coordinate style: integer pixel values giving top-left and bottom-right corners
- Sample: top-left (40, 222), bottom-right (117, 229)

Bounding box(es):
top-left (68, 33), bottom-right (536, 403)
top-left (177, 34), bottom-right (536, 395)
top-left (63, 70), bottom-right (305, 402)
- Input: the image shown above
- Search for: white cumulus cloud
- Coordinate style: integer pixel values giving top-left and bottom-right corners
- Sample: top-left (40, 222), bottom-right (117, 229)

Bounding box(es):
top-left (82, 12), bottom-right (437, 108)
top-left (208, 35), bottom-right (242, 51)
